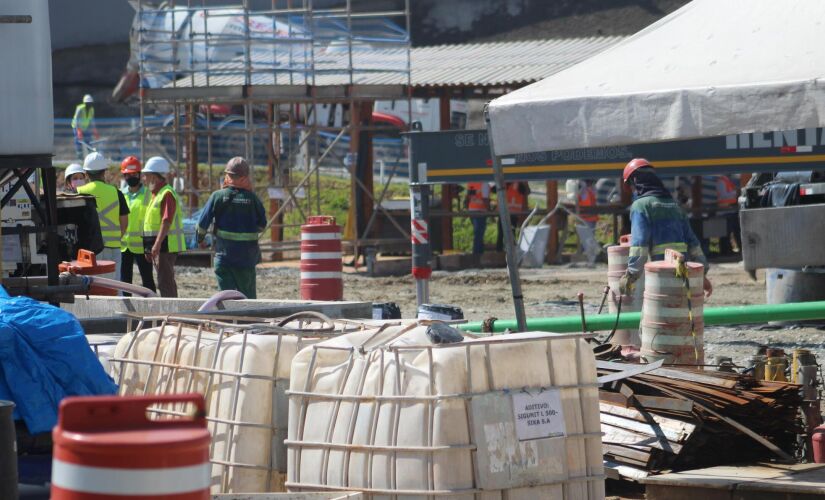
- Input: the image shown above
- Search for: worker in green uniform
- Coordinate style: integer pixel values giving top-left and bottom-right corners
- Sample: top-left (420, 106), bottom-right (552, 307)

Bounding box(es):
top-left (142, 157), bottom-right (186, 297)
top-left (120, 156), bottom-right (156, 293)
top-left (196, 157), bottom-right (266, 299)
top-left (78, 152), bottom-right (130, 281)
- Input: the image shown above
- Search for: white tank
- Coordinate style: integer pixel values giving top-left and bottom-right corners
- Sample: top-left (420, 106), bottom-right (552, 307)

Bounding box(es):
top-left (287, 324), bottom-right (605, 499)
top-left (0, 0), bottom-right (53, 155)
top-left (112, 317), bottom-right (336, 493)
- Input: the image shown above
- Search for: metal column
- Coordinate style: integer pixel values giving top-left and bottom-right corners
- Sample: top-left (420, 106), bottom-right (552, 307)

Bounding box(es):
top-left (484, 109), bottom-right (527, 332)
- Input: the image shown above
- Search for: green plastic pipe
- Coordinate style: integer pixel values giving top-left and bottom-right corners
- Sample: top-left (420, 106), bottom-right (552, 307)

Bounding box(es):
top-left (460, 300), bottom-right (825, 333)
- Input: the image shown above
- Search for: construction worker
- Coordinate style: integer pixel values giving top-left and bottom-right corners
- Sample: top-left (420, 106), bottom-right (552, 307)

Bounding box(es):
top-left (78, 152), bottom-right (130, 281)
top-left (465, 181), bottom-right (491, 256)
top-left (196, 157), bottom-right (266, 299)
top-left (71, 95), bottom-right (99, 160)
top-left (63, 163), bottom-right (86, 194)
top-left (578, 180), bottom-right (599, 228)
top-left (716, 174), bottom-right (741, 255)
top-left (142, 157), bottom-right (186, 297)
top-left (120, 156), bottom-right (156, 293)
top-left (495, 181), bottom-right (530, 251)
top-left (619, 158), bottom-right (713, 297)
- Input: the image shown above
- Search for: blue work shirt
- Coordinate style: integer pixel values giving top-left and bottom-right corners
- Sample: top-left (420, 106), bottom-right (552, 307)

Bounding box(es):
top-left (197, 187), bottom-right (267, 268)
top-left (627, 195), bottom-right (708, 279)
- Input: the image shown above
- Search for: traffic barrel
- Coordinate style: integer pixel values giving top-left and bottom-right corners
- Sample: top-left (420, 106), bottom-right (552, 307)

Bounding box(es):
top-left (51, 394), bottom-right (211, 499)
top-left (641, 250), bottom-right (705, 366)
top-left (300, 216), bottom-right (343, 301)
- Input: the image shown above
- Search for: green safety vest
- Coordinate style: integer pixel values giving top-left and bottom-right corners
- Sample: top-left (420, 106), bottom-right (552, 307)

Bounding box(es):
top-left (121, 185), bottom-right (150, 253)
top-left (143, 185), bottom-right (186, 253)
top-left (77, 180), bottom-right (121, 248)
top-left (71, 104), bottom-right (94, 131)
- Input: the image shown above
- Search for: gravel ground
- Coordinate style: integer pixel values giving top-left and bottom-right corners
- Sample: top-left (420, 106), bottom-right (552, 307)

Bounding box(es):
top-left (176, 261), bottom-right (825, 369)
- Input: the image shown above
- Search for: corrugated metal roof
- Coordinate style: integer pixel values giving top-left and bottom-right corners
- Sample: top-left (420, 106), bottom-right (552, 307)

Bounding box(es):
top-left (162, 36), bottom-right (625, 91)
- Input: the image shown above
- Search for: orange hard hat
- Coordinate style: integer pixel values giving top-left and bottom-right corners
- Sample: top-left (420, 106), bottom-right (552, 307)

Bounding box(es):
top-left (622, 158), bottom-right (652, 183)
top-left (120, 156), bottom-right (142, 174)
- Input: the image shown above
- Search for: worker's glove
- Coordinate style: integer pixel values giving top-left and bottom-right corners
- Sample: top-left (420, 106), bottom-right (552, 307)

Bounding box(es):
top-left (75, 129), bottom-right (83, 140)
top-left (618, 274), bottom-right (634, 296)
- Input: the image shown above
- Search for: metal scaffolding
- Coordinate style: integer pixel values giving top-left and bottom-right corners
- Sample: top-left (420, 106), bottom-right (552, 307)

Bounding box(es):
top-left (136, 0), bottom-right (412, 258)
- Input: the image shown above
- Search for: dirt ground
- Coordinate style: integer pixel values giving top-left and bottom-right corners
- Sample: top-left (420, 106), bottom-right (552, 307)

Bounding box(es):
top-left (176, 261), bottom-right (825, 370)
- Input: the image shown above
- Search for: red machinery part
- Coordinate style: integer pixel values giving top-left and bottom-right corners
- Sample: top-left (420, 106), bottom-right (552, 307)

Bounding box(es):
top-left (813, 425), bottom-right (825, 463)
top-left (51, 394), bottom-right (211, 499)
top-left (58, 249), bottom-right (117, 296)
top-left (300, 215), bottom-right (343, 301)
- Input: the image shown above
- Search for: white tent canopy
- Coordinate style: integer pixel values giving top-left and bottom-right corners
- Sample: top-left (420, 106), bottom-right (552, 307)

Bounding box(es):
top-left (488, 0), bottom-right (825, 156)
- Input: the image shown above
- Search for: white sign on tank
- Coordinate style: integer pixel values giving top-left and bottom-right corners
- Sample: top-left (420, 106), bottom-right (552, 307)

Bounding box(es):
top-left (0, 0), bottom-right (53, 156)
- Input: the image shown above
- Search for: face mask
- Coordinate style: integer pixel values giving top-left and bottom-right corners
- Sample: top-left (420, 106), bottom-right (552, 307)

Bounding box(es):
top-left (126, 176), bottom-right (141, 187)
top-left (71, 179), bottom-right (86, 188)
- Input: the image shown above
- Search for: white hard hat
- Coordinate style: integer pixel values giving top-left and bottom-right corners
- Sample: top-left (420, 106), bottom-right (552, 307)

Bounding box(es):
top-left (64, 163), bottom-right (84, 180)
top-left (83, 152), bottom-right (109, 172)
top-left (83, 94), bottom-right (94, 104)
top-left (143, 156), bottom-right (170, 175)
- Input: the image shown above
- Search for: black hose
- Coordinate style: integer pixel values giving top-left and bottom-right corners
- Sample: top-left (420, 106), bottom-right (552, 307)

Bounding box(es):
top-left (600, 287), bottom-right (623, 345)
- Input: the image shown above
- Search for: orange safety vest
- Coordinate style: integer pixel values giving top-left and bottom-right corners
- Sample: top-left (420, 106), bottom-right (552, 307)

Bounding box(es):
top-left (506, 183), bottom-right (526, 212)
top-left (467, 182), bottom-right (487, 211)
top-left (578, 185), bottom-right (599, 223)
top-left (717, 175), bottom-right (738, 206)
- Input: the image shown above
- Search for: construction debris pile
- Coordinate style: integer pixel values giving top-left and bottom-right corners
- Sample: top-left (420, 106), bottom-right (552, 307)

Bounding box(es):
top-left (598, 361), bottom-right (804, 480)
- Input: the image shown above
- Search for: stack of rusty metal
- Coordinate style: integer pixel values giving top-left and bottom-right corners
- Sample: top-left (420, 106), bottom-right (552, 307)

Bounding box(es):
top-left (597, 361), bottom-right (804, 480)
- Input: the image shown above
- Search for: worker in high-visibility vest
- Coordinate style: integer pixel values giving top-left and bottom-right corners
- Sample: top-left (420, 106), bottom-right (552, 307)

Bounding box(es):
top-left (716, 174), bottom-right (741, 255)
top-left (71, 94), bottom-right (100, 160)
top-left (578, 180), bottom-right (599, 227)
top-left (142, 157), bottom-right (186, 298)
top-left (78, 152), bottom-right (130, 281)
top-left (196, 157), bottom-right (266, 299)
top-left (619, 158), bottom-right (712, 297)
top-left (465, 181), bottom-right (491, 255)
top-left (495, 181), bottom-right (530, 251)
top-left (120, 156), bottom-right (156, 293)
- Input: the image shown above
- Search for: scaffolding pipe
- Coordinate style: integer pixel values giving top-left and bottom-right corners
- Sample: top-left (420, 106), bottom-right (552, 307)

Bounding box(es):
top-left (460, 301), bottom-right (825, 334)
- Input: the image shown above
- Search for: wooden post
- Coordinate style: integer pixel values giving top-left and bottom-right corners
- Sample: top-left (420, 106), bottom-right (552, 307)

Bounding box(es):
top-left (546, 180), bottom-right (558, 264)
top-left (349, 101), bottom-right (375, 242)
top-left (620, 179), bottom-right (632, 236)
top-left (439, 93), bottom-right (454, 251)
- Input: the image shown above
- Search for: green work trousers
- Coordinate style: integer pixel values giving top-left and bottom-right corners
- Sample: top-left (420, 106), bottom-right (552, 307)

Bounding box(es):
top-left (215, 264), bottom-right (257, 299)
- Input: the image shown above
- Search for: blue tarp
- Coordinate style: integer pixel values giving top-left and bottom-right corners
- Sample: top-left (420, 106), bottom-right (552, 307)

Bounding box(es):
top-left (0, 288), bottom-right (117, 434)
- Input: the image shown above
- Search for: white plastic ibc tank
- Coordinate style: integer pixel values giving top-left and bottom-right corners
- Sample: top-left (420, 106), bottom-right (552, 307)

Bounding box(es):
top-left (0, 0), bottom-right (53, 155)
top-left (287, 324), bottom-right (605, 499)
top-left (112, 315), bottom-right (341, 494)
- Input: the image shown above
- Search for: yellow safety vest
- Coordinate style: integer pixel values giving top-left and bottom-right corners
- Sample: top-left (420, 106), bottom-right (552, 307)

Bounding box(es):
top-left (77, 180), bottom-right (121, 249)
top-left (143, 185), bottom-right (186, 253)
top-left (71, 104), bottom-right (94, 131)
top-left (121, 185), bottom-right (150, 253)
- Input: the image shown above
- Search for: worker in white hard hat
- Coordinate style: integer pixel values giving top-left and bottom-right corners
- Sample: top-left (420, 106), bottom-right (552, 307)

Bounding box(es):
top-left (142, 157), bottom-right (186, 297)
top-left (71, 94), bottom-right (100, 160)
top-left (77, 152), bottom-right (130, 282)
top-left (63, 163), bottom-right (86, 194)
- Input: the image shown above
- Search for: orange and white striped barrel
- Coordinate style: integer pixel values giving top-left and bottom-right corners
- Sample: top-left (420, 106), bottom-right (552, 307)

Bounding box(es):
top-left (606, 236), bottom-right (643, 348)
top-left (51, 394), bottom-right (210, 499)
top-left (300, 216), bottom-right (343, 301)
top-left (641, 259), bottom-right (705, 365)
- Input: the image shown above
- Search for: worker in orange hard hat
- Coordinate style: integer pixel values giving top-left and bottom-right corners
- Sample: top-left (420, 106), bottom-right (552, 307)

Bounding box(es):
top-left (120, 156), bottom-right (156, 293)
top-left (620, 158), bottom-right (712, 297)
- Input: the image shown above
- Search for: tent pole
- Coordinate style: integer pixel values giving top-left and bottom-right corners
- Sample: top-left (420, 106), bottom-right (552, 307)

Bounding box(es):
top-left (484, 108), bottom-right (527, 332)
